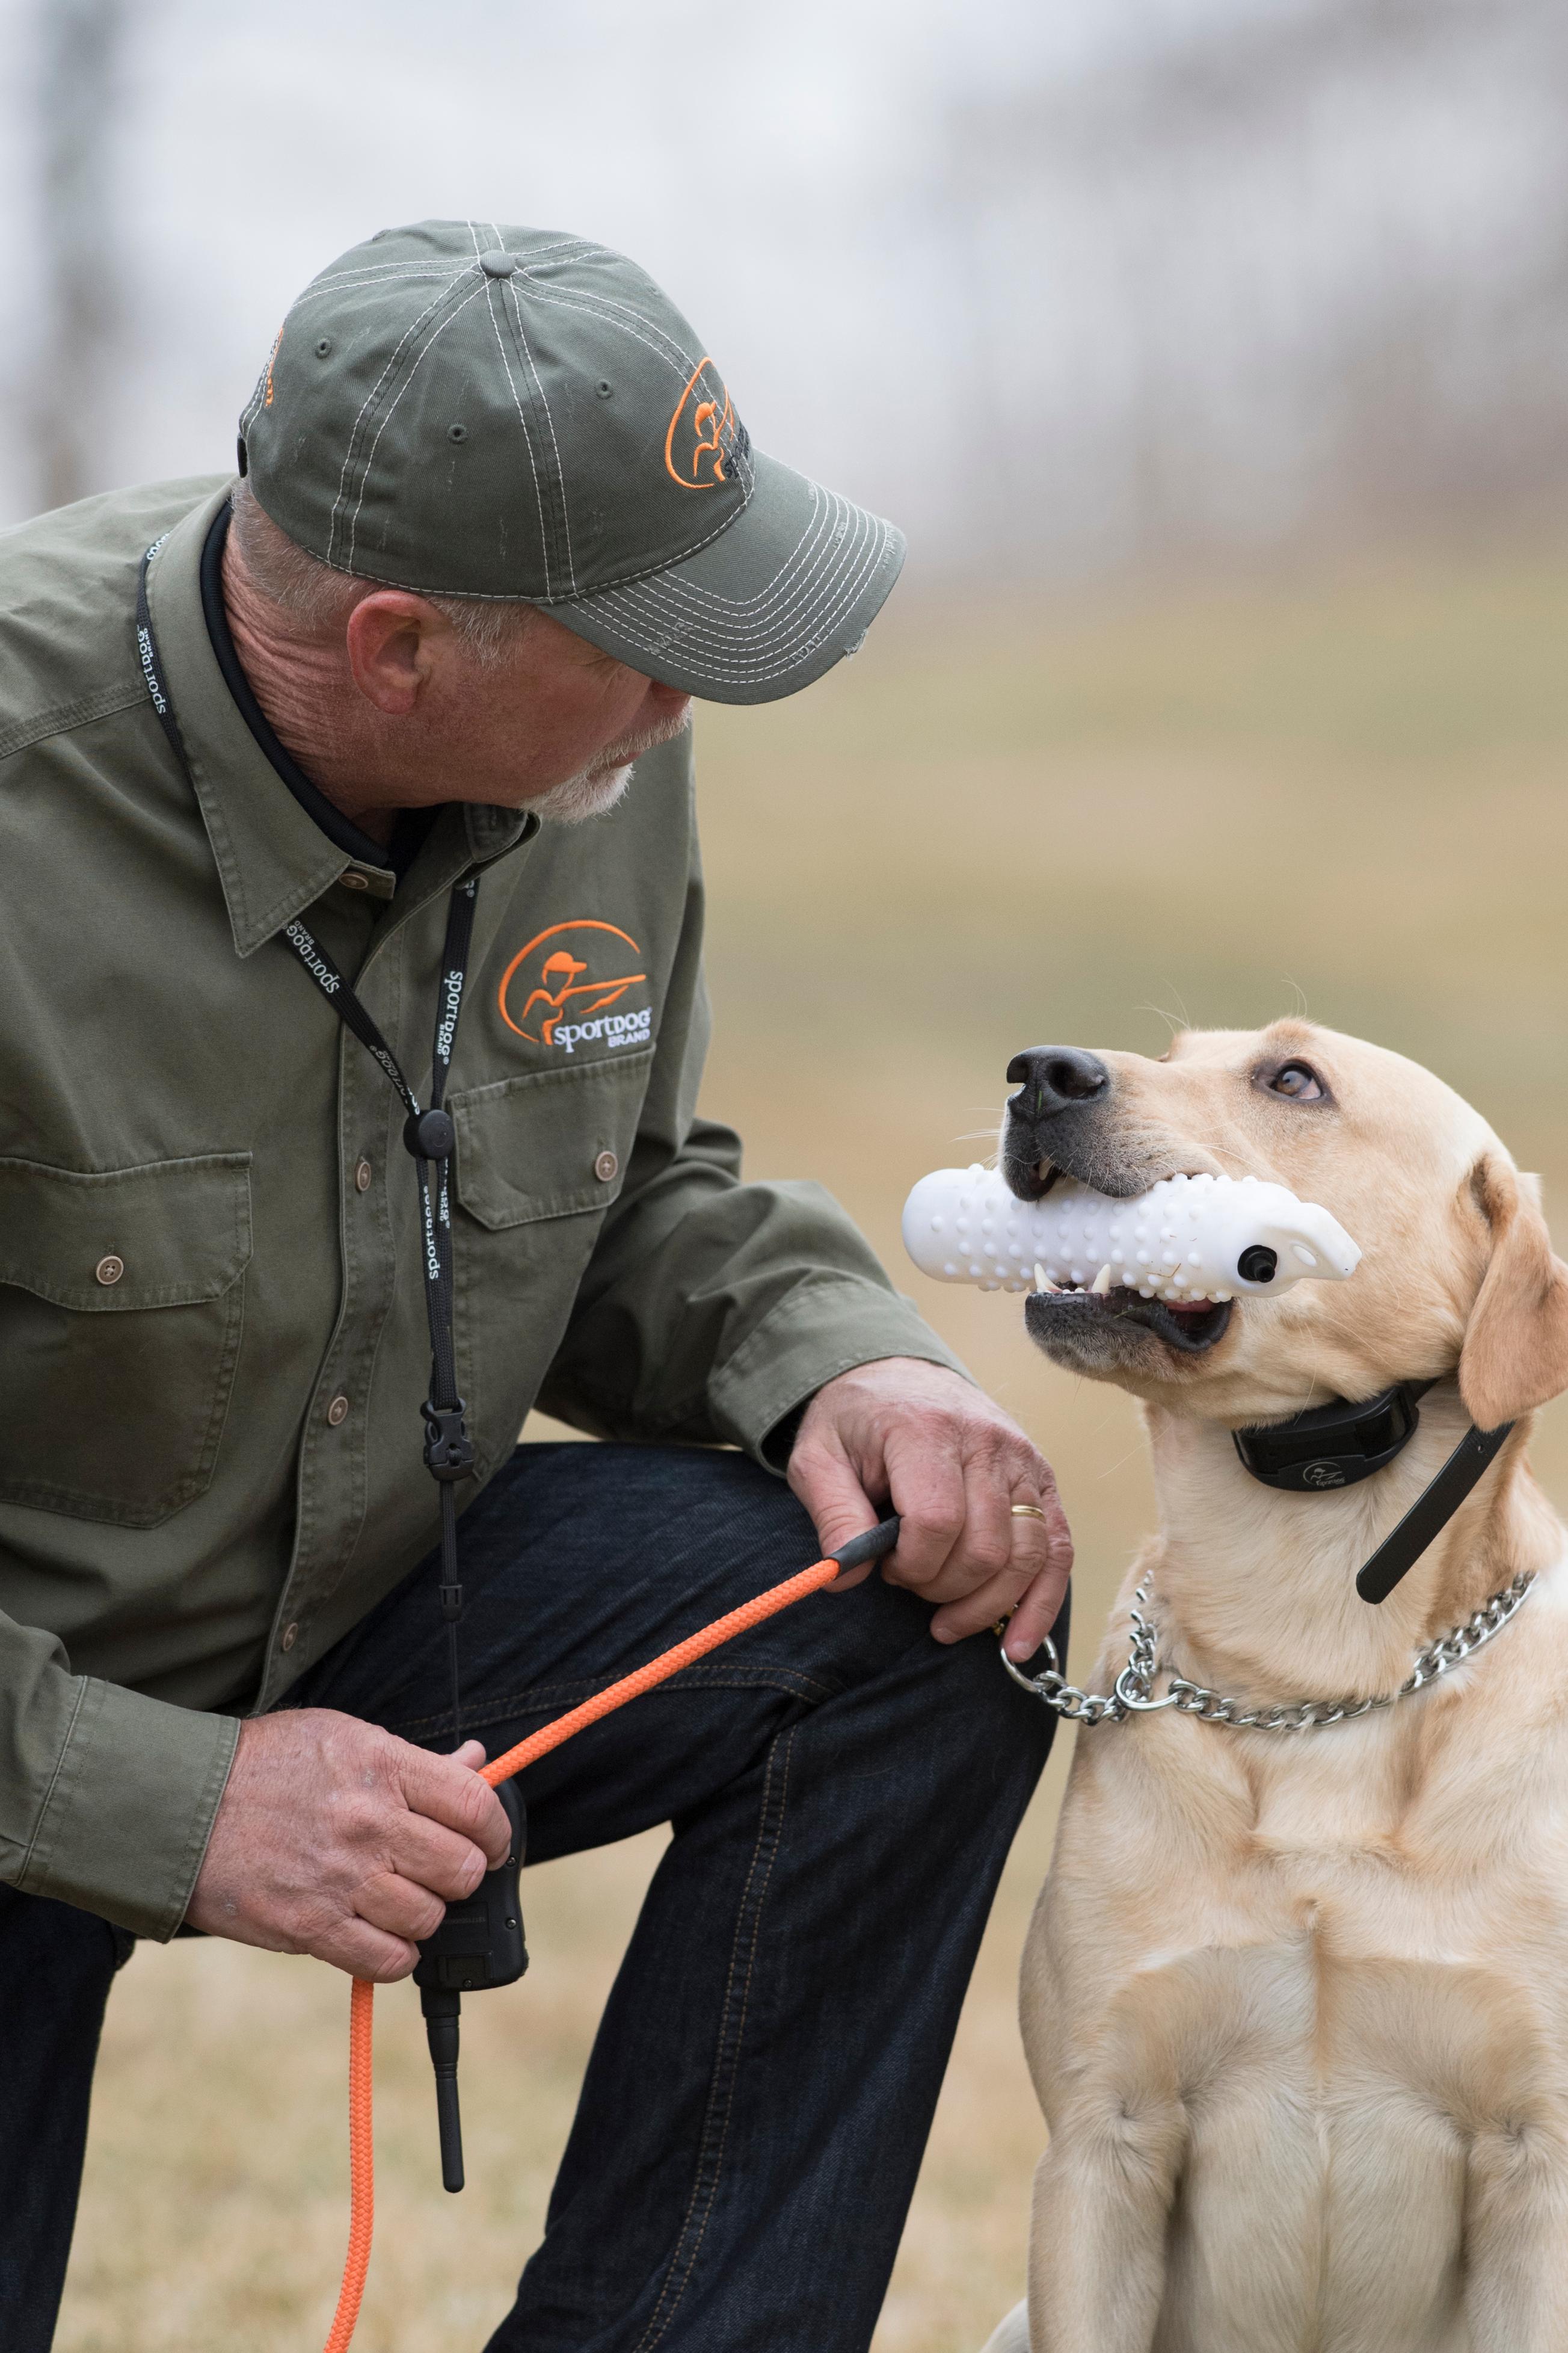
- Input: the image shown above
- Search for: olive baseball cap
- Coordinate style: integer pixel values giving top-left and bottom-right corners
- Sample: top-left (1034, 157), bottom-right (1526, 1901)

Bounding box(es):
top-left (238, 218), bottom-right (905, 703)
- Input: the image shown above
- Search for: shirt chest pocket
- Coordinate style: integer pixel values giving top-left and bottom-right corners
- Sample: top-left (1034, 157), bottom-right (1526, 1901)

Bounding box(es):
top-left (0, 1154), bottom-right (253, 1528)
top-left (447, 1048), bottom-right (653, 1470)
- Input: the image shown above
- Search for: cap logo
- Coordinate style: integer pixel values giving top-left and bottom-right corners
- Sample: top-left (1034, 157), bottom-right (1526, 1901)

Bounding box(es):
top-left (497, 921), bottom-right (650, 1056)
top-left (263, 322), bottom-right (284, 410)
top-left (665, 357), bottom-right (739, 491)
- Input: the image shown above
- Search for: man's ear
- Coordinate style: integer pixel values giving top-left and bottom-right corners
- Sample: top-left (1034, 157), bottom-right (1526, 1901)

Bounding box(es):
top-left (1457, 1155), bottom-right (1568, 1429)
top-left (345, 591), bottom-right (441, 716)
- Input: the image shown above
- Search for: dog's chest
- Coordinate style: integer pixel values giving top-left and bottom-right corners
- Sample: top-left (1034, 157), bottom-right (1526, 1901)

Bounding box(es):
top-left (1039, 1680), bottom-right (1568, 2136)
top-left (1028, 1691), bottom-right (1568, 2349)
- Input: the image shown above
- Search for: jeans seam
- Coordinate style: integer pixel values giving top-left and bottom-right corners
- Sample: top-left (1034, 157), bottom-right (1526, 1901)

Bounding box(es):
top-left (387, 1665), bottom-right (841, 1743)
top-left (630, 1722), bottom-right (796, 2353)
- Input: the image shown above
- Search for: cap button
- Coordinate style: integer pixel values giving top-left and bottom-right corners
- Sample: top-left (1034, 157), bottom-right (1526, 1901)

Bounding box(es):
top-left (479, 250), bottom-right (516, 278)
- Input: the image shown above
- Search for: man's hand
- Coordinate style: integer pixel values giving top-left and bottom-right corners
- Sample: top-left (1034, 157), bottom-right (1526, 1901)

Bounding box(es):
top-left (787, 1358), bottom-right (1072, 1658)
top-left (186, 1710), bottom-right (513, 1981)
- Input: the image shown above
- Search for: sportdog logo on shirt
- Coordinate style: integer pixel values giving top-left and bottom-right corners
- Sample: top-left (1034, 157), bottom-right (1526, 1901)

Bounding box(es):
top-left (497, 922), bottom-right (651, 1055)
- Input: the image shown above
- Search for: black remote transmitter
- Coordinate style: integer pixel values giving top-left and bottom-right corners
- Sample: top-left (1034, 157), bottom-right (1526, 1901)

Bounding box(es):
top-left (413, 1776), bottom-right (527, 2191)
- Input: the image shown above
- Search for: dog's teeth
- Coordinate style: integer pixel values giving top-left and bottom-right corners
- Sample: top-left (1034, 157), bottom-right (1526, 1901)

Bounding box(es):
top-left (1090, 1263), bottom-right (1113, 1295)
top-left (1033, 1262), bottom-right (1060, 1294)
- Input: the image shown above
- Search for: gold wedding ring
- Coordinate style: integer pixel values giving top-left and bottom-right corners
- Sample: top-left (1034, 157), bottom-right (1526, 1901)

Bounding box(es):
top-left (1010, 1503), bottom-right (1050, 1523)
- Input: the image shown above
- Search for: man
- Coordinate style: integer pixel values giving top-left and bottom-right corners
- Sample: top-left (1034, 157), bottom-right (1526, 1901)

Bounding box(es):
top-left (0, 220), bottom-right (1071, 2351)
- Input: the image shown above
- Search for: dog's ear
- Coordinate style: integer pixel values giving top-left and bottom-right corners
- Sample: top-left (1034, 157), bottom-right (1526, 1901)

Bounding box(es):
top-left (1457, 1155), bottom-right (1568, 1429)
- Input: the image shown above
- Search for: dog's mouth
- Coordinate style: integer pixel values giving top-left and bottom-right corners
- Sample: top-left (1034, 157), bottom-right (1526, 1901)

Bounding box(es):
top-left (1024, 1282), bottom-right (1234, 1357)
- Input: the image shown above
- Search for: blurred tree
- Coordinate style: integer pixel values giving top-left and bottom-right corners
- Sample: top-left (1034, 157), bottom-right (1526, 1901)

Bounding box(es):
top-left (31, 0), bottom-right (126, 511)
top-left (938, 0), bottom-right (1568, 572)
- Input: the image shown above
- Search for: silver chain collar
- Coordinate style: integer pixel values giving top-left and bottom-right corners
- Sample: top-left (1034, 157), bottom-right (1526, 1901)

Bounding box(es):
top-left (1001, 1568), bottom-right (1537, 1732)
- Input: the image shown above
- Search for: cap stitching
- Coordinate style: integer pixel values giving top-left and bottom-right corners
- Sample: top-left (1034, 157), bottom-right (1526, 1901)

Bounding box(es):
top-left (606, 499), bottom-right (879, 626)
top-left (518, 277), bottom-right (699, 387)
top-left (583, 548), bottom-right (888, 668)
top-left (329, 273), bottom-right (466, 564)
top-left (571, 584), bottom-right (885, 683)
top-left (615, 519), bottom-right (886, 638)
top-left (297, 464), bottom-right (768, 604)
top-left (345, 285), bottom-right (490, 575)
top-left (330, 276), bottom-right (479, 569)
top-left (514, 259), bottom-right (701, 371)
top-left (578, 518), bottom-right (895, 676)
top-left (522, 282), bottom-right (693, 377)
top-left (515, 275), bottom-right (759, 512)
top-left (529, 491), bottom-right (754, 599)
top-left (610, 490), bottom-right (869, 612)
top-left (499, 271), bottom-right (579, 597)
top-left (589, 557), bottom-right (886, 673)
top-left (306, 263), bottom-right (469, 288)
top-left (590, 493), bottom-right (884, 632)
top-left (479, 279), bottom-right (558, 600)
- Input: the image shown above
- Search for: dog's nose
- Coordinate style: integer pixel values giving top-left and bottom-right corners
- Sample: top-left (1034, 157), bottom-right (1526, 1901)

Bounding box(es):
top-left (1006, 1046), bottom-right (1111, 1122)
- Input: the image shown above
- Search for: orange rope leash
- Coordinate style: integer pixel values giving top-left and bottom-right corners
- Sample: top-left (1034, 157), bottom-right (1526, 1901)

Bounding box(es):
top-left (324, 1550), bottom-right (847, 2351)
top-left (322, 1976), bottom-right (376, 2353)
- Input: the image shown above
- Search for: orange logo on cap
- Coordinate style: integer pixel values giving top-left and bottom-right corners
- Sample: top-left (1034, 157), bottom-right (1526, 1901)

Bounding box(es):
top-left (665, 357), bottom-right (737, 491)
top-left (263, 322), bottom-right (285, 409)
top-left (497, 921), bottom-right (650, 1054)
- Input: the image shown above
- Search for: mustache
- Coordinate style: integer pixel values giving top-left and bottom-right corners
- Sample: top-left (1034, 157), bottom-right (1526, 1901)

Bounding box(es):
top-left (587, 702), bottom-right (692, 777)
top-left (530, 704), bottom-right (692, 825)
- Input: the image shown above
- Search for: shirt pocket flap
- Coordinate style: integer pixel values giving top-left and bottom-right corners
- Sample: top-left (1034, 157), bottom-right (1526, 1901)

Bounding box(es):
top-left (0, 1154), bottom-right (254, 1312)
top-left (450, 1047), bottom-right (654, 1231)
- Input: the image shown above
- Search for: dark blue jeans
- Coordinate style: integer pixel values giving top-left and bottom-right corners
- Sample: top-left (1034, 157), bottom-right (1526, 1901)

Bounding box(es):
top-left (3, 1443), bottom-right (1060, 2352)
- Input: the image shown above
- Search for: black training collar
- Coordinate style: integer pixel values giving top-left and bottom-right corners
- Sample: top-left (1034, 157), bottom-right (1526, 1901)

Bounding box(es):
top-left (1233, 1380), bottom-right (1514, 1605)
top-left (1233, 1380), bottom-right (1431, 1494)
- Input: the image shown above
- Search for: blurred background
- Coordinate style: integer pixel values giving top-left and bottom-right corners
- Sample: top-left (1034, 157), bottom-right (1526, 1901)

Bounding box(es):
top-left (11, 1), bottom-right (1566, 2346)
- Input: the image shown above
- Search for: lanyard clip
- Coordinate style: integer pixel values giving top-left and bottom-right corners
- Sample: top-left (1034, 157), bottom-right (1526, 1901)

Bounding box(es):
top-left (422, 1401), bottom-right (476, 1481)
top-left (405, 1107), bottom-right (457, 1162)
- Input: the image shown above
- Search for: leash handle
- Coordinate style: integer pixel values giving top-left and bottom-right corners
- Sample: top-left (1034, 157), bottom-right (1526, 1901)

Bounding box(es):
top-left (825, 1515), bottom-right (902, 1574)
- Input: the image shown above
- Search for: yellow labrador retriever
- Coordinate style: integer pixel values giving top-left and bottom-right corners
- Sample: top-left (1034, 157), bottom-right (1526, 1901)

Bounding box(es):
top-left (982, 1020), bottom-right (1568, 2353)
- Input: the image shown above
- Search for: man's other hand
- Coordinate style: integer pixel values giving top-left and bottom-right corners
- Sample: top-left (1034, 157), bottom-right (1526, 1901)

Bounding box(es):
top-left (186, 1712), bottom-right (514, 1980)
top-left (788, 1359), bottom-right (1072, 1660)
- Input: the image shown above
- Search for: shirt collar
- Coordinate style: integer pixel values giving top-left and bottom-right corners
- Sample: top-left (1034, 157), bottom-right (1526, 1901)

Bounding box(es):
top-left (143, 485), bottom-right (536, 958)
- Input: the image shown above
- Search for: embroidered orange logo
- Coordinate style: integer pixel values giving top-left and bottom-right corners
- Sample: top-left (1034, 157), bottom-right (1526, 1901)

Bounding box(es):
top-left (263, 322), bottom-right (285, 409)
top-left (497, 921), bottom-right (650, 1055)
top-left (665, 357), bottom-right (739, 490)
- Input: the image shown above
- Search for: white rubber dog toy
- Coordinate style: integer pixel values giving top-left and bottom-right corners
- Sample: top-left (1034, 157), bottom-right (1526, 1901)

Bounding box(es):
top-left (901, 1166), bottom-right (1360, 1301)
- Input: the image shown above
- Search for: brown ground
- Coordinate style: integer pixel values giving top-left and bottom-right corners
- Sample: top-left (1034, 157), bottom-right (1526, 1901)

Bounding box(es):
top-left (57, 547), bottom-right (1568, 2349)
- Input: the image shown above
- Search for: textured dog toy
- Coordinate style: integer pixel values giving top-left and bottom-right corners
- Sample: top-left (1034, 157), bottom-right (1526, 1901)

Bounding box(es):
top-left (902, 1166), bottom-right (1360, 1301)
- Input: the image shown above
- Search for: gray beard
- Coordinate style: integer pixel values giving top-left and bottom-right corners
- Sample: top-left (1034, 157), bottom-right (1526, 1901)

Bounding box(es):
top-left (531, 707), bottom-right (691, 825)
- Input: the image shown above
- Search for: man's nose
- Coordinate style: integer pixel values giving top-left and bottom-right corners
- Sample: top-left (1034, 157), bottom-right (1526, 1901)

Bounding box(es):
top-left (1005, 1046), bottom-right (1111, 1122)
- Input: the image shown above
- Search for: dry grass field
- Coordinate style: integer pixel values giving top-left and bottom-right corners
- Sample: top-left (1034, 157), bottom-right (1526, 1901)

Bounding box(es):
top-left (57, 546), bottom-right (1568, 2350)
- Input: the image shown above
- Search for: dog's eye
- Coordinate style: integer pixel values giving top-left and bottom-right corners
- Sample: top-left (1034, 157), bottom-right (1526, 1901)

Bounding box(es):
top-left (1269, 1061), bottom-right (1324, 1100)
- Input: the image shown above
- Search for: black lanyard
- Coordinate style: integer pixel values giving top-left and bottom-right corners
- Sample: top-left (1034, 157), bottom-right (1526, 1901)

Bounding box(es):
top-left (137, 542), bottom-right (481, 1732)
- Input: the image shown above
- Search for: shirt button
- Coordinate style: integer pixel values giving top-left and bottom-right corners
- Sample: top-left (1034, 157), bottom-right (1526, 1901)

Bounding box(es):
top-left (354, 1159), bottom-right (373, 1192)
top-left (326, 1394), bottom-right (350, 1426)
top-left (280, 1622), bottom-right (300, 1651)
top-left (340, 871), bottom-right (370, 892)
top-left (594, 1150), bottom-right (619, 1183)
top-left (95, 1254), bottom-right (125, 1286)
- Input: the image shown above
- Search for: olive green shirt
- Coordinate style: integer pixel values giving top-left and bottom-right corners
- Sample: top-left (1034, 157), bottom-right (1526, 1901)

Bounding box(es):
top-left (0, 477), bottom-right (963, 1938)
